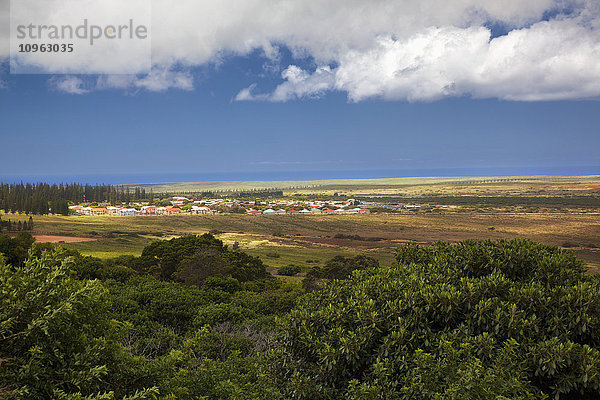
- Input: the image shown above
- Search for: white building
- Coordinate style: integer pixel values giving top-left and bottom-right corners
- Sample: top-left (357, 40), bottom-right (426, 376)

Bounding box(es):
top-left (191, 206), bottom-right (211, 214)
top-left (118, 208), bottom-right (140, 216)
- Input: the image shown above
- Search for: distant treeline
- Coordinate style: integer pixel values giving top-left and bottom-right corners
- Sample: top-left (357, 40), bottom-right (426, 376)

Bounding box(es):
top-left (0, 215), bottom-right (34, 233)
top-left (0, 182), bottom-right (153, 215)
top-left (199, 190), bottom-right (284, 198)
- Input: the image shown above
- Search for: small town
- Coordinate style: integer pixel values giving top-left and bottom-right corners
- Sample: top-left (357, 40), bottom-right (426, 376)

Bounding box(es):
top-left (67, 196), bottom-right (449, 216)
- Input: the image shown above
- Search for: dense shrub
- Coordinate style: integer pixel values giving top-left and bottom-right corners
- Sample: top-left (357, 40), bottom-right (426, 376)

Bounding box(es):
top-left (395, 238), bottom-right (586, 286)
top-left (135, 234), bottom-right (268, 283)
top-left (276, 239), bottom-right (600, 399)
top-left (203, 276), bottom-right (242, 293)
top-left (0, 250), bottom-right (157, 399)
top-left (231, 283), bottom-right (304, 316)
top-left (0, 232), bottom-right (35, 266)
top-left (277, 264), bottom-right (301, 276)
top-left (193, 303), bottom-right (257, 327)
top-left (8, 236), bottom-right (594, 399)
top-left (303, 255), bottom-right (379, 291)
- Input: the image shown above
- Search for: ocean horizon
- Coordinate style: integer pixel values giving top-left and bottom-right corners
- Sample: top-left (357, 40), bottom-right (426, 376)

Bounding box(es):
top-left (1, 166), bottom-right (599, 185)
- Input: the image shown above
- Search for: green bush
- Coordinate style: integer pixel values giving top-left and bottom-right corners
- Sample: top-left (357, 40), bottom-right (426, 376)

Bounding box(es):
top-left (277, 265), bottom-right (301, 276)
top-left (395, 238), bottom-right (586, 285)
top-left (193, 303), bottom-right (257, 327)
top-left (135, 234), bottom-right (268, 283)
top-left (0, 250), bottom-right (157, 399)
top-left (161, 329), bottom-right (282, 400)
top-left (0, 232), bottom-right (35, 267)
top-left (203, 276), bottom-right (242, 293)
top-left (303, 255), bottom-right (379, 291)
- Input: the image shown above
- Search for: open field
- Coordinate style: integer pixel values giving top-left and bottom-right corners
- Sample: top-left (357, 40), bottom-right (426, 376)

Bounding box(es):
top-left (34, 235), bottom-right (98, 243)
top-left (5, 209), bottom-right (597, 272)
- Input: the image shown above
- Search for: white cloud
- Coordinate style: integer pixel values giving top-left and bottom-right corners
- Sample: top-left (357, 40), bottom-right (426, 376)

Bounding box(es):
top-left (246, 16), bottom-right (600, 102)
top-left (49, 67), bottom-right (194, 94)
top-left (234, 83), bottom-right (264, 101)
top-left (236, 66), bottom-right (336, 101)
top-left (3, 0), bottom-right (600, 100)
top-left (48, 75), bottom-right (89, 94)
top-left (148, 0), bottom-right (557, 66)
top-left (132, 69), bottom-right (194, 92)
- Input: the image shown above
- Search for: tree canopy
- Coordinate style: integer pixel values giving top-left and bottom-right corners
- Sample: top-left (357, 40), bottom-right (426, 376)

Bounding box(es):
top-left (135, 234), bottom-right (269, 283)
top-left (3, 237), bottom-right (599, 399)
top-left (276, 239), bottom-right (600, 399)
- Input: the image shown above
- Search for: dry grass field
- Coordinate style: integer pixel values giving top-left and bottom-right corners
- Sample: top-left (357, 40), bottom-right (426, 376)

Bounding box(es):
top-left (6, 209), bottom-right (596, 272)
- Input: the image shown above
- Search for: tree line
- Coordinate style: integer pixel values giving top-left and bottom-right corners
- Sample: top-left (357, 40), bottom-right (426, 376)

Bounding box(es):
top-left (0, 215), bottom-right (34, 233)
top-left (0, 182), bottom-right (154, 215)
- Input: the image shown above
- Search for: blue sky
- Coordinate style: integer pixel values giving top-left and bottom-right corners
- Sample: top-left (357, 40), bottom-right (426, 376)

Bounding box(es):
top-left (0, 0), bottom-right (599, 183)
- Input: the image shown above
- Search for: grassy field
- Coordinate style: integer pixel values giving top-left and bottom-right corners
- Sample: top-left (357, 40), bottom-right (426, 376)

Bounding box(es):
top-left (4, 209), bottom-right (596, 272)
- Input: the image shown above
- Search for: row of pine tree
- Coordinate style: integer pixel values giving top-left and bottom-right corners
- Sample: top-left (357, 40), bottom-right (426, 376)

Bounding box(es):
top-left (0, 215), bottom-right (34, 232)
top-left (0, 182), bottom-right (153, 215)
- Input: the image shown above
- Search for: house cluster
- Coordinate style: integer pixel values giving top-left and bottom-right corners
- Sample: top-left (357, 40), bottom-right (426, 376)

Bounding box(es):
top-left (246, 207), bottom-right (370, 215)
top-left (381, 203), bottom-right (450, 211)
top-left (68, 195), bottom-right (446, 217)
top-left (70, 205), bottom-right (182, 216)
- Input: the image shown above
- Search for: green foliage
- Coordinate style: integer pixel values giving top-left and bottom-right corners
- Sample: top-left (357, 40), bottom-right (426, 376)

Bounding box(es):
top-left (11, 235), bottom-right (596, 399)
top-left (0, 238), bottom-right (303, 400)
top-left (277, 264), bottom-right (301, 276)
top-left (303, 255), bottom-right (379, 291)
top-left (69, 255), bottom-right (136, 283)
top-left (136, 234), bottom-right (223, 280)
top-left (312, 255), bottom-right (379, 280)
top-left (105, 276), bottom-right (218, 357)
top-left (162, 352), bottom-right (282, 400)
top-left (0, 232), bottom-right (36, 266)
top-left (223, 250), bottom-right (270, 282)
top-left (150, 325), bottom-right (282, 400)
top-left (193, 304), bottom-right (257, 327)
top-left (395, 238), bottom-right (586, 286)
top-left (135, 234), bottom-right (268, 283)
top-left (0, 250), bottom-right (156, 399)
top-left (203, 276), bottom-right (242, 293)
top-left (231, 282), bottom-right (304, 316)
top-left (276, 240), bottom-right (600, 399)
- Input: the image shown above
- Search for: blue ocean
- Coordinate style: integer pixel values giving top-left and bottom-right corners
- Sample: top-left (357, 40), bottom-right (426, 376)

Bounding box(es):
top-left (1, 166), bottom-right (598, 185)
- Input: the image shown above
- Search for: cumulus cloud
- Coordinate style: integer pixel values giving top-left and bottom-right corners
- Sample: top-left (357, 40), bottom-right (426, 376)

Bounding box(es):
top-left (240, 11), bottom-right (600, 102)
top-left (3, 0), bottom-right (600, 100)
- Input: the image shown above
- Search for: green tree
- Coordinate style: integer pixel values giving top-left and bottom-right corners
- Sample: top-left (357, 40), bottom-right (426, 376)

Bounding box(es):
top-left (276, 240), bottom-right (600, 399)
top-left (0, 250), bottom-right (158, 399)
top-left (0, 232), bottom-right (35, 266)
top-left (277, 265), bottom-right (301, 276)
